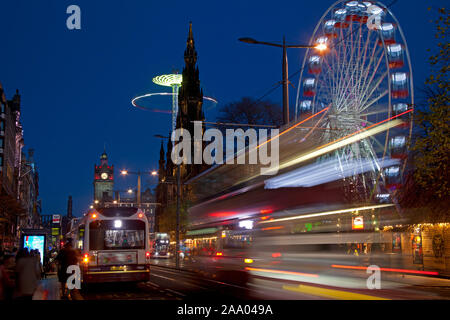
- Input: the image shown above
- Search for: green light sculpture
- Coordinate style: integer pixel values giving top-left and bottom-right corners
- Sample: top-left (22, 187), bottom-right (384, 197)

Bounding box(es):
top-left (152, 74), bottom-right (183, 131)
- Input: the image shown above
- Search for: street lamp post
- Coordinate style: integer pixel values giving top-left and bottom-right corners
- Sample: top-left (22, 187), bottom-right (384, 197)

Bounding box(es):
top-left (175, 164), bottom-right (181, 269)
top-left (137, 172), bottom-right (141, 206)
top-left (120, 170), bottom-right (157, 206)
top-left (113, 188), bottom-right (134, 203)
top-left (238, 37), bottom-right (320, 126)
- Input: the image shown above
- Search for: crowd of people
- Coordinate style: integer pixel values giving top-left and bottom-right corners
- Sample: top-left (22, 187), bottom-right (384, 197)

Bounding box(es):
top-left (0, 247), bottom-right (43, 300)
top-left (0, 239), bottom-right (79, 300)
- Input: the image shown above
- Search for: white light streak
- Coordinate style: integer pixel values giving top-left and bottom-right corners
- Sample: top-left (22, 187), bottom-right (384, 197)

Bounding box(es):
top-left (260, 204), bottom-right (395, 224)
top-left (263, 118), bottom-right (403, 176)
top-left (264, 157), bottom-right (400, 189)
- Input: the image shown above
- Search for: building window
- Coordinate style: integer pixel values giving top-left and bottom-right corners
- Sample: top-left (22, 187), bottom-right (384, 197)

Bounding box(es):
top-left (0, 137), bottom-right (3, 148)
top-left (0, 120), bottom-right (4, 131)
top-left (0, 156), bottom-right (3, 167)
top-left (0, 102), bottom-right (4, 113)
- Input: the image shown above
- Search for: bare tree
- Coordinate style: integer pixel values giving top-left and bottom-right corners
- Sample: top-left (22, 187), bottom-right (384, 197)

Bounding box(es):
top-left (216, 97), bottom-right (282, 127)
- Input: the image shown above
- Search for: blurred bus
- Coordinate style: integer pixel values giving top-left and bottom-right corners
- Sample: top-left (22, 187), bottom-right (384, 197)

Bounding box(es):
top-left (67, 207), bottom-right (151, 283)
top-left (186, 179), bottom-right (403, 285)
top-left (149, 232), bottom-right (171, 258)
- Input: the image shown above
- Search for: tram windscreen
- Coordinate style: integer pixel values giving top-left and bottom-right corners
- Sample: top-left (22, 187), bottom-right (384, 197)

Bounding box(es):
top-left (89, 220), bottom-right (145, 250)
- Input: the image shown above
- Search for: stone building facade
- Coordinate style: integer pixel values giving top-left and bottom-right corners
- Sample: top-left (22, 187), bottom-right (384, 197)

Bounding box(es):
top-left (0, 83), bottom-right (41, 249)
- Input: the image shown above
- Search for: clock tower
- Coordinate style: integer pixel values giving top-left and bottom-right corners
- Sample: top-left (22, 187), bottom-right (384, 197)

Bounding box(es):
top-left (93, 150), bottom-right (114, 204)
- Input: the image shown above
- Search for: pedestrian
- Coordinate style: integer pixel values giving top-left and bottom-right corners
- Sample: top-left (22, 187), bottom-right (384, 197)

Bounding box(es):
top-left (43, 251), bottom-right (50, 278)
top-left (0, 250), bottom-right (4, 300)
top-left (0, 253), bottom-right (16, 300)
top-left (11, 247), bottom-right (17, 259)
top-left (15, 247), bottom-right (26, 261)
top-left (14, 248), bottom-right (41, 300)
top-left (55, 239), bottom-right (78, 299)
top-left (33, 250), bottom-right (44, 279)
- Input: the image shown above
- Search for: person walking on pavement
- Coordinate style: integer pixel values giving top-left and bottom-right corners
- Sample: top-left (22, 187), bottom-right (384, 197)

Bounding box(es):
top-left (11, 247), bottom-right (17, 259)
top-left (14, 248), bottom-right (41, 300)
top-left (0, 253), bottom-right (15, 300)
top-left (31, 249), bottom-right (44, 279)
top-left (55, 239), bottom-right (78, 299)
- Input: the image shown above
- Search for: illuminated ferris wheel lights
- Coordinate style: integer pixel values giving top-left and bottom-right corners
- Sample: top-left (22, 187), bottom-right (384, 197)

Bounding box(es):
top-left (294, 0), bottom-right (414, 200)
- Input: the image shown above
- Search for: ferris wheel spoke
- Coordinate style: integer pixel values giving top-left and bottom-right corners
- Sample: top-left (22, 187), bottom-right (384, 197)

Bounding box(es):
top-left (337, 47), bottom-right (357, 110)
top-left (356, 40), bottom-right (384, 101)
top-left (359, 70), bottom-right (388, 112)
top-left (335, 33), bottom-right (355, 109)
top-left (337, 40), bottom-right (355, 108)
top-left (368, 135), bottom-right (388, 157)
top-left (356, 52), bottom-right (385, 107)
top-left (357, 139), bottom-right (380, 197)
top-left (323, 54), bottom-right (338, 99)
top-left (364, 138), bottom-right (383, 171)
top-left (336, 39), bottom-right (348, 100)
top-left (365, 139), bottom-right (386, 197)
top-left (356, 30), bottom-right (376, 102)
top-left (359, 89), bottom-right (389, 113)
top-left (352, 25), bottom-right (365, 95)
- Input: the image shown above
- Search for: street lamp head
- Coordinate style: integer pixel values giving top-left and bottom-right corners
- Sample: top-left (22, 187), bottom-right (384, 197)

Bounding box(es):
top-left (127, 189), bottom-right (133, 194)
top-left (94, 200), bottom-right (99, 204)
top-left (151, 171), bottom-right (157, 176)
top-left (314, 43), bottom-right (327, 52)
top-left (239, 37), bottom-right (258, 44)
top-left (121, 170), bottom-right (128, 175)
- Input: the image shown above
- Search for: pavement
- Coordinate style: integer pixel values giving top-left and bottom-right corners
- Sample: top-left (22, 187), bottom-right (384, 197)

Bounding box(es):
top-left (32, 274), bottom-right (60, 300)
top-left (32, 273), bottom-right (83, 300)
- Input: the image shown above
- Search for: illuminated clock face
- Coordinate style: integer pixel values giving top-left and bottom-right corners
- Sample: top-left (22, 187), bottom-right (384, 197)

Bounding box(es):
top-left (101, 173), bottom-right (108, 180)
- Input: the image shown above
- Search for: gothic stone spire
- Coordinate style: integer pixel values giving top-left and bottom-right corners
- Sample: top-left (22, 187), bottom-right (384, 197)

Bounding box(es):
top-left (177, 22), bottom-right (204, 131)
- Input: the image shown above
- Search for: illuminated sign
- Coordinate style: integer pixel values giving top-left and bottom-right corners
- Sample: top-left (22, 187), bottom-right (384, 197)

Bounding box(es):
top-left (352, 216), bottom-right (364, 230)
top-left (186, 228), bottom-right (218, 236)
top-left (23, 235), bottom-right (45, 264)
top-left (52, 215), bottom-right (61, 224)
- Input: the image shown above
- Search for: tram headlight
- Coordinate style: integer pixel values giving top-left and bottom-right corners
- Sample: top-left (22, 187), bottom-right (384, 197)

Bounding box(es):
top-left (114, 220), bottom-right (122, 228)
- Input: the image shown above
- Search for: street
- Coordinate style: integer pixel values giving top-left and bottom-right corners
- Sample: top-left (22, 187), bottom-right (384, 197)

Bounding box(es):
top-left (71, 262), bottom-right (450, 301)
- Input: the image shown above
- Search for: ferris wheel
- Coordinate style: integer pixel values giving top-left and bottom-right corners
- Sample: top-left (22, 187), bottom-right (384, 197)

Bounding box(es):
top-left (295, 0), bottom-right (414, 202)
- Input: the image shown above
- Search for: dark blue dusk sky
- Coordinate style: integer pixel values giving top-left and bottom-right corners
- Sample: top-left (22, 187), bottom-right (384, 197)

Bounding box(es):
top-left (0, 0), bottom-right (445, 217)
